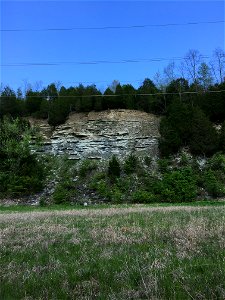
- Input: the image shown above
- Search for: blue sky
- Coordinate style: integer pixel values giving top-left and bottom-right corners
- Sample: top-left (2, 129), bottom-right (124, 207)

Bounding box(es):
top-left (1, 1), bottom-right (224, 92)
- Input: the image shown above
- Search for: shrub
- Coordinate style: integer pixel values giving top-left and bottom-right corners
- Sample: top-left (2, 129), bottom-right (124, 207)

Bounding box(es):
top-left (79, 159), bottom-right (98, 178)
top-left (207, 153), bottom-right (225, 173)
top-left (52, 185), bottom-right (72, 204)
top-left (89, 172), bottom-right (106, 189)
top-left (179, 151), bottom-right (191, 166)
top-left (144, 156), bottom-right (152, 167)
top-left (203, 169), bottom-right (225, 197)
top-left (115, 176), bottom-right (137, 193)
top-left (132, 190), bottom-right (157, 203)
top-left (93, 179), bottom-right (111, 200)
top-left (158, 158), bottom-right (171, 174)
top-left (158, 167), bottom-right (197, 202)
top-left (124, 154), bottom-right (138, 174)
top-left (111, 187), bottom-right (124, 203)
top-left (39, 196), bottom-right (47, 207)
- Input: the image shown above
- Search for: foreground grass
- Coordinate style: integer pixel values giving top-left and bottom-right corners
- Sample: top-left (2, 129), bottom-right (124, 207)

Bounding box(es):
top-left (1, 205), bottom-right (225, 299)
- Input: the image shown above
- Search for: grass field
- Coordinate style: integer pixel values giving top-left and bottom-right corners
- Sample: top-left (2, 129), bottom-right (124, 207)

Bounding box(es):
top-left (1, 204), bottom-right (225, 299)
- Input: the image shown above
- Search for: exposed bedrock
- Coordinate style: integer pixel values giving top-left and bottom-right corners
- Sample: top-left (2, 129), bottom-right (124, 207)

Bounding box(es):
top-left (29, 110), bottom-right (160, 159)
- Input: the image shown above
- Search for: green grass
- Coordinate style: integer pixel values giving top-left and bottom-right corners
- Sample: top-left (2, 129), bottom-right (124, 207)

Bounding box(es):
top-left (0, 200), bottom-right (225, 214)
top-left (1, 205), bottom-right (225, 299)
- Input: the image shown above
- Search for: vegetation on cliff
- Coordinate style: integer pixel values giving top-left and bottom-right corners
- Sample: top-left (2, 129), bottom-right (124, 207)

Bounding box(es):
top-left (0, 117), bottom-right (46, 197)
top-left (1, 48), bottom-right (225, 202)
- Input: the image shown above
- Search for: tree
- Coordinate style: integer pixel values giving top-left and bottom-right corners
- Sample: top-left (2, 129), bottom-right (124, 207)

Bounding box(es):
top-left (108, 155), bottom-right (121, 179)
top-left (184, 49), bottom-right (202, 89)
top-left (25, 90), bottom-right (42, 115)
top-left (211, 48), bottom-right (225, 84)
top-left (159, 100), bottom-right (192, 156)
top-left (109, 80), bottom-right (120, 93)
top-left (82, 84), bottom-right (102, 112)
top-left (159, 100), bottom-right (219, 156)
top-left (0, 86), bottom-right (19, 117)
top-left (159, 117), bottom-right (182, 156)
top-left (0, 117), bottom-right (45, 196)
top-left (154, 71), bottom-right (168, 112)
top-left (163, 61), bottom-right (176, 84)
top-left (198, 62), bottom-right (213, 91)
top-left (48, 98), bottom-right (69, 126)
top-left (115, 84), bottom-right (126, 109)
top-left (137, 78), bottom-right (159, 112)
top-left (44, 83), bottom-right (58, 100)
top-left (122, 84), bottom-right (136, 110)
top-left (103, 87), bottom-right (116, 109)
top-left (166, 78), bottom-right (189, 104)
top-left (189, 107), bottom-right (219, 155)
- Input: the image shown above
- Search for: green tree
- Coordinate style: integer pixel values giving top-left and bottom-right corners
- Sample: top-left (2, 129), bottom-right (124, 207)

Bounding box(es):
top-left (103, 87), bottom-right (116, 109)
top-left (25, 90), bottom-right (42, 115)
top-left (137, 78), bottom-right (158, 112)
top-left (166, 78), bottom-right (189, 103)
top-left (159, 100), bottom-right (218, 156)
top-left (198, 62), bottom-right (213, 91)
top-left (80, 85), bottom-right (102, 112)
top-left (159, 117), bottom-right (182, 156)
top-left (189, 107), bottom-right (219, 155)
top-left (48, 98), bottom-right (69, 126)
top-left (108, 155), bottom-right (121, 179)
top-left (122, 84), bottom-right (136, 110)
top-left (0, 86), bottom-right (20, 117)
top-left (0, 117), bottom-right (45, 196)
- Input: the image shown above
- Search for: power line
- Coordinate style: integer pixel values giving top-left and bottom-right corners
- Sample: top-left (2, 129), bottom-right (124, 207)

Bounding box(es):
top-left (1, 90), bottom-right (225, 98)
top-left (63, 79), bottom-right (144, 85)
top-left (1, 20), bottom-right (224, 32)
top-left (1, 55), bottom-right (210, 67)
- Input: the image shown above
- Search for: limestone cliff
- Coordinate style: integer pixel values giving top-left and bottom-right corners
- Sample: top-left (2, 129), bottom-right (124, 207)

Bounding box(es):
top-left (29, 110), bottom-right (160, 159)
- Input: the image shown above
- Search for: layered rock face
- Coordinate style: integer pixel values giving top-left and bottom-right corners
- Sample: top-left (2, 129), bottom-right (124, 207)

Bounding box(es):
top-left (29, 110), bottom-right (160, 159)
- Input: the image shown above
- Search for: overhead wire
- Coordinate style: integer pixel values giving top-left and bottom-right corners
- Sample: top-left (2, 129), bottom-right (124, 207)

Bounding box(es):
top-left (1, 90), bottom-right (225, 98)
top-left (1, 55), bottom-right (210, 67)
top-left (1, 20), bottom-right (224, 32)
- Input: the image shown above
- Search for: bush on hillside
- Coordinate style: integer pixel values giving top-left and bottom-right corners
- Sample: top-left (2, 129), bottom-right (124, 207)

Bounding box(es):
top-left (79, 159), bottom-right (98, 178)
top-left (131, 190), bottom-right (158, 203)
top-left (157, 167), bottom-right (197, 202)
top-left (203, 169), bottom-right (225, 197)
top-left (52, 185), bottom-right (73, 204)
top-left (124, 154), bottom-right (138, 174)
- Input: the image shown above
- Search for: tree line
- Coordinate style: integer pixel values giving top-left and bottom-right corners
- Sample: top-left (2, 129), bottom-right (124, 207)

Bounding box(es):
top-left (1, 48), bottom-right (225, 156)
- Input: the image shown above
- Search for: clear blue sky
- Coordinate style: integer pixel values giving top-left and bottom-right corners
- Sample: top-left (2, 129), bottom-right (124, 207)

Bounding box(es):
top-left (1, 0), bottom-right (224, 92)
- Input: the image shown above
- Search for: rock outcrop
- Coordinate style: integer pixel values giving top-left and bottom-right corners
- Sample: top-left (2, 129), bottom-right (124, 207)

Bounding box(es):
top-left (29, 110), bottom-right (160, 159)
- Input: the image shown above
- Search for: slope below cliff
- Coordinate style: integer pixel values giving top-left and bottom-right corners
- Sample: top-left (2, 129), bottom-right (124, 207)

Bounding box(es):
top-left (29, 110), bottom-right (160, 159)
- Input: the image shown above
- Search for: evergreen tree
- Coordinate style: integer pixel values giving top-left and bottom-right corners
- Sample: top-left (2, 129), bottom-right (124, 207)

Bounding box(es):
top-left (25, 90), bottom-right (42, 115)
top-left (0, 86), bottom-right (19, 117)
top-left (0, 117), bottom-right (45, 195)
top-left (189, 107), bottom-right (219, 155)
top-left (108, 155), bottom-right (121, 179)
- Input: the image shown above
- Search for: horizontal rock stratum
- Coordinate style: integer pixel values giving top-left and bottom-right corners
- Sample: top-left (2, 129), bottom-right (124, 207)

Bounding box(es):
top-left (29, 110), bottom-right (160, 159)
